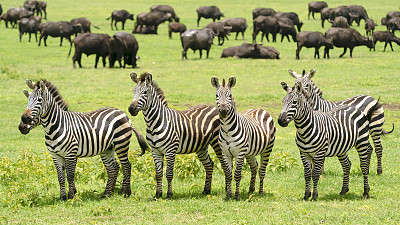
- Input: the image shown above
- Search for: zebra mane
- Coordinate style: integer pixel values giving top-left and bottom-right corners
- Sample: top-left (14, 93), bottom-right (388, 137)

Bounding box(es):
top-left (139, 73), bottom-right (168, 107)
top-left (35, 80), bottom-right (69, 111)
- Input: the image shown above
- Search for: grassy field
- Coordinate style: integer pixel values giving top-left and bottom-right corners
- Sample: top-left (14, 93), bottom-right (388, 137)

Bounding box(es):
top-left (0, 0), bottom-right (400, 224)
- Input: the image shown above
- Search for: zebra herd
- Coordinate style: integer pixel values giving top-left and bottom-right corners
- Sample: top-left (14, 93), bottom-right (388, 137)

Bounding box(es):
top-left (19, 70), bottom-right (392, 201)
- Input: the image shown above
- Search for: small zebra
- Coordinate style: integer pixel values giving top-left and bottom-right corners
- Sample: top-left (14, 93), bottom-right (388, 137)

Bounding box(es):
top-left (128, 72), bottom-right (230, 199)
top-left (20, 79), bottom-right (148, 200)
top-left (288, 69), bottom-right (393, 174)
top-left (211, 76), bottom-right (275, 200)
top-left (278, 81), bottom-right (372, 200)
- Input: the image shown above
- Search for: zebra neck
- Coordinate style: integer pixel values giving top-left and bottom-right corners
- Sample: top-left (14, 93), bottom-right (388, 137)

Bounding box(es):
top-left (142, 92), bottom-right (169, 128)
top-left (294, 100), bottom-right (315, 133)
top-left (219, 109), bottom-right (243, 134)
top-left (312, 92), bottom-right (335, 111)
top-left (40, 99), bottom-right (64, 134)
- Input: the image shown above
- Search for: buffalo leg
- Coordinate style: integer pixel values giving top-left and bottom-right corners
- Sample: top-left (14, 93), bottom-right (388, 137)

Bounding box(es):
top-left (122, 21), bottom-right (125, 30)
top-left (72, 52), bottom-right (82, 69)
top-left (28, 33), bottom-right (31, 42)
top-left (296, 45), bottom-right (302, 59)
top-left (35, 33), bottom-right (38, 42)
top-left (389, 41), bottom-right (394, 51)
top-left (339, 47), bottom-right (347, 57)
top-left (349, 48), bottom-right (354, 58)
top-left (19, 32), bottom-right (23, 42)
top-left (114, 21), bottom-right (118, 30)
top-left (323, 47), bottom-right (330, 58)
top-left (60, 37), bottom-right (64, 46)
top-left (94, 54), bottom-right (100, 68)
top-left (199, 49), bottom-right (202, 59)
top-left (314, 47), bottom-right (320, 59)
top-left (102, 55), bottom-right (107, 68)
top-left (197, 16), bottom-right (201, 27)
top-left (110, 19), bottom-right (114, 30)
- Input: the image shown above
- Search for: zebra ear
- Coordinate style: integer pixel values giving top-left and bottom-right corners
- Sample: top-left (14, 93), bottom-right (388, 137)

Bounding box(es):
top-left (130, 72), bottom-right (139, 83)
top-left (211, 76), bottom-right (220, 88)
top-left (23, 89), bottom-right (30, 98)
top-left (145, 72), bottom-right (152, 84)
top-left (228, 76), bottom-right (236, 88)
top-left (281, 82), bottom-right (291, 92)
top-left (308, 69), bottom-right (316, 78)
top-left (39, 81), bottom-right (47, 93)
top-left (26, 79), bottom-right (35, 89)
top-left (288, 69), bottom-right (301, 79)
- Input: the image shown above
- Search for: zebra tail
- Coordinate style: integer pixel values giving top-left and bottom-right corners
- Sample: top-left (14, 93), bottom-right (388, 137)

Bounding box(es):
top-left (382, 123), bottom-right (395, 135)
top-left (131, 126), bottom-right (150, 156)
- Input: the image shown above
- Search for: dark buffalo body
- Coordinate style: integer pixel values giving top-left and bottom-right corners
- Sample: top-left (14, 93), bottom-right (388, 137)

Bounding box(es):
top-left (4, 7), bottom-right (33, 28)
top-left (372, 31), bottom-right (400, 52)
top-left (221, 17), bottom-right (247, 40)
top-left (39, 21), bottom-right (83, 46)
top-left (109, 32), bottom-right (139, 68)
top-left (108, 10), bottom-right (134, 30)
top-left (330, 16), bottom-right (349, 28)
top-left (275, 12), bottom-right (303, 32)
top-left (277, 17), bottom-right (297, 42)
top-left (206, 22), bottom-right (231, 45)
top-left (71, 17), bottom-right (99, 34)
top-left (169, 22), bottom-right (187, 39)
top-left (308, 1), bottom-right (328, 19)
top-left (365, 19), bottom-right (376, 36)
top-left (181, 28), bottom-right (214, 59)
top-left (324, 27), bottom-right (374, 58)
top-left (252, 8), bottom-right (275, 19)
top-left (132, 25), bottom-right (157, 34)
top-left (252, 15), bottom-right (279, 42)
top-left (135, 11), bottom-right (172, 34)
top-left (19, 17), bottom-right (40, 42)
top-left (196, 6), bottom-right (224, 27)
top-left (320, 7), bottom-right (333, 28)
top-left (69, 33), bottom-right (111, 68)
top-left (221, 43), bottom-right (279, 59)
top-left (150, 5), bottom-right (179, 22)
top-left (296, 31), bottom-right (333, 59)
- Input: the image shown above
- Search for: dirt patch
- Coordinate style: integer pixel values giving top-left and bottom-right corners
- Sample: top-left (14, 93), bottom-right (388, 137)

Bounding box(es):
top-left (382, 103), bottom-right (400, 111)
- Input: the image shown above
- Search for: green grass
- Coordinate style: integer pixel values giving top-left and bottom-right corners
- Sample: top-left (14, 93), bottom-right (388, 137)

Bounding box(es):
top-left (1, 0), bottom-right (400, 224)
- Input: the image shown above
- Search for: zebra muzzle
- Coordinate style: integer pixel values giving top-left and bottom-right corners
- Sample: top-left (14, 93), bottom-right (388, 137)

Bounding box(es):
top-left (21, 109), bottom-right (33, 125)
top-left (128, 102), bottom-right (139, 116)
top-left (278, 113), bottom-right (289, 127)
top-left (18, 121), bottom-right (31, 135)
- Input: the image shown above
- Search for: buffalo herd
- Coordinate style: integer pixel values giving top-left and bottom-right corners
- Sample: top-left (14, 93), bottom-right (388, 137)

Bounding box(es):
top-left (2, 1), bottom-right (400, 66)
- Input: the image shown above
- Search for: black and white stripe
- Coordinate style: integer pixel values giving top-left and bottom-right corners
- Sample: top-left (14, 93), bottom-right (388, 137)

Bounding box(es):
top-left (211, 77), bottom-right (275, 200)
top-left (288, 69), bottom-right (393, 174)
top-left (128, 72), bottom-right (229, 199)
top-left (278, 81), bottom-right (372, 200)
top-left (20, 79), bottom-right (148, 200)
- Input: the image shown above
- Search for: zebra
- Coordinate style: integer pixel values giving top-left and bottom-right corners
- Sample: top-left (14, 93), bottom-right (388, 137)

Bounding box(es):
top-left (20, 79), bottom-right (149, 200)
top-left (278, 81), bottom-right (372, 200)
top-left (288, 69), bottom-right (394, 175)
top-left (128, 72), bottom-right (230, 199)
top-left (211, 76), bottom-right (275, 200)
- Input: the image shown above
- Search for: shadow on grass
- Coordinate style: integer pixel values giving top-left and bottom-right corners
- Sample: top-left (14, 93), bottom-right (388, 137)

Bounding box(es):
top-left (314, 192), bottom-right (369, 201)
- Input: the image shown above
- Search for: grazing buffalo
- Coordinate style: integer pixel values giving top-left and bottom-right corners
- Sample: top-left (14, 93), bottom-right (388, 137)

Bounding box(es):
top-left (71, 18), bottom-right (99, 34)
top-left (221, 43), bottom-right (261, 58)
top-left (365, 19), bottom-right (377, 36)
top-left (277, 18), bottom-right (297, 42)
top-left (330, 16), bottom-right (349, 28)
top-left (68, 33), bottom-right (111, 69)
top-left (30, 15), bottom-right (41, 24)
top-left (0, 3), bottom-right (3, 16)
top-left (308, 1), bottom-right (328, 19)
top-left (109, 32), bottom-right (139, 68)
top-left (221, 17), bottom-right (247, 40)
top-left (168, 22), bottom-right (186, 39)
top-left (4, 7), bottom-right (34, 28)
top-left (330, 6), bottom-right (351, 23)
top-left (181, 28), bottom-right (214, 60)
top-left (372, 31), bottom-right (400, 52)
top-left (252, 8), bottom-right (275, 19)
top-left (19, 18), bottom-right (40, 42)
top-left (324, 27), bottom-right (374, 58)
top-left (135, 11), bottom-right (172, 34)
top-left (196, 6), bottom-right (224, 27)
top-left (320, 7), bottom-right (333, 28)
top-left (275, 12), bottom-right (303, 32)
top-left (132, 25), bottom-right (157, 34)
top-left (37, 1), bottom-right (47, 19)
top-left (387, 17), bottom-right (400, 34)
top-left (386, 11), bottom-right (400, 21)
top-left (348, 5), bottom-right (369, 26)
top-left (23, 1), bottom-right (38, 14)
top-left (259, 46), bottom-right (280, 59)
top-left (252, 15), bottom-right (279, 42)
top-left (381, 17), bottom-right (387, 26)
top-left (206, 22), bottom-right (231, 45)
top-left (150, 5), bottom-right (179, 22)
top-left (296, 31), bottom-right (333, 59)
top-left (107, 10), bottom-right (134, 30)
top-left (39, 21), bottom-right (83, 46)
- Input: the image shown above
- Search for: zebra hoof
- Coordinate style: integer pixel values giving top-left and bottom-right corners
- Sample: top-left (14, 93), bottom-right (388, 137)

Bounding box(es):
top-left (377, 168), bottom-right (382, 175)
top-left (363, 194), bottom-right (370, 199)
top-left (303, 191), bottom-right (311, 201)
top-left (119, 187), bottom-right (132, 197)
top-left (340, 187), bottom-right (349, 195)
top-left (311, 192), bottom-right (318, 201)
top-left (248, 187), bottom-right (255, 194)
top-left (166, 191), bottom-right (173, 199)
top-left (68, 192), bottom-right (75, 200)
top-left (154, 191), bottom-right (162, 199)
top-left (202, 189), bottom-right (211, 195)
top-left (60, 194), bottom-right (67, 201)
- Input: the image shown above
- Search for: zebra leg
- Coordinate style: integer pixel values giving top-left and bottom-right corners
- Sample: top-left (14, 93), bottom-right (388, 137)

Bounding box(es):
top-left (196, 149), bottom-right (214, 195)
top-left (258, 145), bottom-right (273, 194)
top-left (355, 143), bottom-right (371, 199)
top-left (65, 157), bottom-right (78, 199)
top-left (245, 156), bottom-right (258, 194)
top-left (370, 128), bottom-right (383, 175)
top-left (338, 154), bottom-right (351, 195)
top-left (165, 152), bottom-right (177, 199)
top-left (300, 153), bottom-right (313, 200)
top-left (51, 154), bottom-right (67, 200)
top-left (234, 153), bottom-right (246, 200)
top-left (223, 154), bottom-right (234, 200)
top-left (366, 143), bottom-right (374, 175)
top-left (100, 149), bottom-right (119, 198)
top-left (115, 143), bottom-right (132, 197)
top-left (311, 154), bottom-right (326, 201)
top-left (152, 150), bottom-right (164, 199)
top-left (211, 137), bottom-right (232, 199)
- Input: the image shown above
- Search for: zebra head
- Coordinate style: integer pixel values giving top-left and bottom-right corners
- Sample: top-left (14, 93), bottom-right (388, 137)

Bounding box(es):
top-left (211, 76), bottom-right (236, 118)
top-left (20, 79), bottom-right (48, 134)
top-left (278, 81), bottom-right (310, 127)
top-left (129, 72), bottom-right (152, 116)
top-left (288, 69), bottom-right (322, 99)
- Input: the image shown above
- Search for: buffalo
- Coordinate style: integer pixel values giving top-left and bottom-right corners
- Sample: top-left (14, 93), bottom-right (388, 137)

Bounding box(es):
top-left (329, 16), bottom-right (349, 28)
top-left (168, 22), bottom-right (186, 39)
top-left (150, 5), bottom-right (179, 22)
top-left (181, 28), bottom-right (214, 60)
top-left (19, 17), bottom-right (40, 42)
top-left (387, 17), bottom-right (400, 34)
top-left (252, 15), bottom-right (279, 42)
top-left (324, 27), bottom-right (374, 58)
top-left (296, 31), bottom-right (333, 59)
top-left (275, 12), bottom-right (303, 32)
top-left (206, 22), bottom-right (231, 45)
top-left (196, 6), bottom-right (224, 27)
top-left (71, 18), bottom-right (99, 34)
top-left (3, 7), bottom-right (34, 28)
top-left (39, 21), bottom-right (83, 46)
top-left (37, 1), bottom-right (47, 19)
top-left (320, 7), bottom-right (333, 28)
top-left (68, 33), bottom-right (111, 69)
top-left (308, 1), bottom-right (328, 19)
top-left (135, 11), bottom-right (172, 34)
top-left (348, 5), bottom-right (369, 26)
top-left (107, 10), bottom-right (134, 30)
top-left (0, 3), bottom-right (2, 16)
top-left (365, 19), bottom-right (377, 36)
top-left (277, 18), bottom-right (297, 42)
top-left (386, 11), bottom-right (400, 21)
top-left (372, 31), bottom-right (400, 52)
top-left (259, 46), bottom-right (280, 59)
top-left (221, 17), bottom-right (247, 40)
top-left (132, 25), bottom-right (157, 34)
top-left (109, 32), bottom-right (139, 68)
top-left (221, 43), bottom-right (279, 59)
top-left (24, 1), bottom-right (46, 19)
top-left (252, 8), bottom-right (275, 19)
